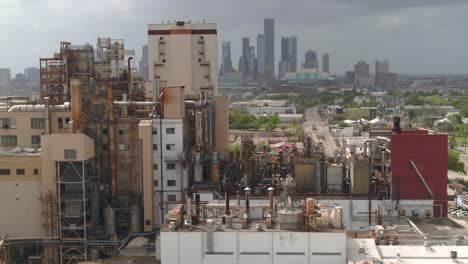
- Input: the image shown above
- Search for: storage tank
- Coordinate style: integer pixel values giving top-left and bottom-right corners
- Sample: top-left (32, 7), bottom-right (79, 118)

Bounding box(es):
top-left (130, 204), bottom-right (142, 233)
top-left (294, 160), bottom-right (316, 192)
top-left (104, 206), bottom-right (115, 236)
top-left (330, 206), bottom-right (342, 228)
top-left (351, 164), bottom-right (370, 195)
top-left (277, 208), bottom-right (304, 230)
top-left (327, 164), bottom-right (343, 192)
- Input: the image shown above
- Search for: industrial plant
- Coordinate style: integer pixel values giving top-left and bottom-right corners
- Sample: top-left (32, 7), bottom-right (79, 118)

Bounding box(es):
top-left (0, 20), bottom-right (464, 264)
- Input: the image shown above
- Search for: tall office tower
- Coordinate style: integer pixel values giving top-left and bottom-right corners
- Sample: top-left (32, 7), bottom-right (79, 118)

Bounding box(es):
top-left (289, 36), bottom-right (297, 72)
top-left (279, 36), bottom-right (297, 75)
top-left (375, 60), bottom-right (389, 74)
top-left (354, 59), bottom-right (372, 87)
top-left (242, 37), bottom-right (250, 76)
top-left (0, 68), bottom-right (11, 87)
top-left (322, 53), bottom-right (330, 74)
top-left (220, 41), bottom-right (233, 75)
top-left (303, 50), bottom-right (318, 69)
top-left (354, 59), bottom-right (370, 77)
top-left (281, 37), bottom-right (290, 61)
top-left (248, 46), bottom-right (256, 80)
top-left (257, 34), bottom-right (265, 76)
top-left (279, 37), bottom-right (291, 76)
top-left (24, 67), bottom-right (40, 83)
top-left (278, 60), bottom-right (290, 78)
top-left (264, 18), bottom-right (275, 82)
top-left (375, 60), bottom-right (395, 87)
top-left (148, 21), bottom-right (218, 98)
top-left (139, 45), bottom-right (149, 80)
top-left (345, 71), bottom-right (355, 84)
top-left (238, 57), bottom-right (247, 82)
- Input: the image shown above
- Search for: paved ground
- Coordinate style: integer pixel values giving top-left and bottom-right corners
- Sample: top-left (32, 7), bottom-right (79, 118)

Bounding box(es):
top-left (303, 107), bottom-right (338, 157)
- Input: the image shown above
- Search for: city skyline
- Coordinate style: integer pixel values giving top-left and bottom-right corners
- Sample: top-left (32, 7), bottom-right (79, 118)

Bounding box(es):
top-left (1, 0), bottom-right (468, 75)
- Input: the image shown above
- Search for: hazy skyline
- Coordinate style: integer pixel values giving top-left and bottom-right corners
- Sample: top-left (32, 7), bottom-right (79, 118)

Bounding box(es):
top-left (1, 0), bottom-right (467, 75)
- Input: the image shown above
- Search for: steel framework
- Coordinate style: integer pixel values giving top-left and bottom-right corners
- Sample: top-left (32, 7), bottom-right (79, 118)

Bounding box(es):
top-left (57, 159), bottom-right (94, 263)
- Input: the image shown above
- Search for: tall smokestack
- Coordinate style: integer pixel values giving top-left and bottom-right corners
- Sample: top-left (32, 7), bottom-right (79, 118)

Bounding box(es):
top-left (71, 79), bottom-right (82, 132)
top-left (225, 192), bottom-right (230, 215)
top-left (268, 187), bottom-right (274, 213)
top-left (244, 187), bottom-right (251, 214)
top-left (195, 193), bottom-right (200, 220)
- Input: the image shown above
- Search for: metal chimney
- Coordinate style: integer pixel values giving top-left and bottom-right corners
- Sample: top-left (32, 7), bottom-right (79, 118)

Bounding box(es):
top-left (392, 116), bottom-right (401, 134)
top-left (244, 187), bottom-right (251, 214)
top-left (268, 187), bottom-right (275, 213)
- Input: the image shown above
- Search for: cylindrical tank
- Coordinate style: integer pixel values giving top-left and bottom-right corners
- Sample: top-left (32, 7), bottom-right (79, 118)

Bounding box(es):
top-left (130, 204), bottom-right (141, 233)
top-left (104, 206), bottom-right (115, 236)
top-left (90, 249), bottom-right (100, 260)
top-left (327, 164), bottom-right (343, 192)
top-left (330, 206), bottom-right (342, 229)
top-left (277, 208), bottom-right (304, 230)
top-left (194, 154), bottom-right (203, 182)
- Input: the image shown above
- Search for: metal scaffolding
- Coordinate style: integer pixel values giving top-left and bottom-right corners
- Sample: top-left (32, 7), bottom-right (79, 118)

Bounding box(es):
top-left (57, 159), bottom-right (94, 263)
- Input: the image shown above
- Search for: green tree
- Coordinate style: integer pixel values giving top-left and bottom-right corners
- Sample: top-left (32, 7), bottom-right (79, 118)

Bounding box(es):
top-left (406, 95), bottom-right (423, 105)
top-left (448, 150), bottom-right (466, 174)
top-left (460, 106), bottom-right (468, 118)
top-left (448, 114), bottom-right (462, 125)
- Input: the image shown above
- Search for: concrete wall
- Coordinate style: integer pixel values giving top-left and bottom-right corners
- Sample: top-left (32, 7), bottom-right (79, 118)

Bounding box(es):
top-left (139, 120), bottom-right (154, 232)
top-left (0, 110), bottom-right (71, 150)
top-left (162, 86), bottom-right (185, 119)
top-left (40, 133), bottom-right (95, 201)
top-left (160, 231), bottom-right (347, 264)
top-left (210, 96), bottom-right (229, 155)
top-left (0, 155), bottom-right (43, 237)
top-left (148, 22), bottom-right (218, 98)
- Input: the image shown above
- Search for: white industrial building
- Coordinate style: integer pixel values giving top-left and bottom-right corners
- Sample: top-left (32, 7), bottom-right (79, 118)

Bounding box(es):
top-left (161, 231), bottom-right (346, 264)
top-left (152, 119), bottom-right (186, 198)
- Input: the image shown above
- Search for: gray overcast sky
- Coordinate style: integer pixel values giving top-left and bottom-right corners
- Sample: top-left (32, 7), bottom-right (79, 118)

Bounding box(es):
top-left (1, 0), bottom-right (467, 75)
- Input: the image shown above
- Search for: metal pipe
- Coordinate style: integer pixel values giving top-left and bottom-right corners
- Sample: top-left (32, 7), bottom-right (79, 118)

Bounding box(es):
top-left (127, 57), bottom-right (133, 89)
top-left (225, 192), bottom-right (230, 215)
top-left (44, 97), bottom-right (50, 135)
top-left (107, 85), bottom-right (117, 196)
top-left (113, 101), bottom-right (157, 106)
top-left (204, 204), bottom-right (270, 209)
top-left (195, 193), bottom-right (200, 219)
top-left (410, 160), bottom-right (434, 198)
top-left (71, 79), bottom-right (82, 132)
top-left (268, 187), bottom-right (274, 213)
top-left (245, 187), bottom-right (251, 214)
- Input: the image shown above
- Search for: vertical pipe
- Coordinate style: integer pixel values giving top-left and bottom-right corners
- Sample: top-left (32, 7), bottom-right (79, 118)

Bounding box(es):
top-left (368, 157), bottom-right (372, 227)
top-left (71, 79), bottom-right (82, 132)
top-left (244, 187), bottom-right (251, 214)
top-left (44, 97), bottom-right (50, 135)
top-left (127, 57), bottom-right (133, 93)
top-left (225, 192), bottom-right (230, 215)
top-left (159, 95), bottom-right (164, 224)
top-left (195, 193), bottom-right (200, 219)
top-left (186, 197), bottom-right (191, 218)
top-left (107, 85), bottom-right (117, 196)
top-left (268, 187), bottom-right (274, 213)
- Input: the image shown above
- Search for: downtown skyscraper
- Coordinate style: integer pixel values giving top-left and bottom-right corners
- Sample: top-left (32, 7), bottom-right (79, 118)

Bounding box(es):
top-left (220, 41), bottom-right (233, 75)
top-left (303, 50), bottom-right (318, 69)
top-left (322, 53), bottom-right (330, 74)
top-left (257, 34), bottom-right (265, 78)
top-left (264, 18), bottom-right (275, 83)
top-left (279, 36), bottom-right (297, 77)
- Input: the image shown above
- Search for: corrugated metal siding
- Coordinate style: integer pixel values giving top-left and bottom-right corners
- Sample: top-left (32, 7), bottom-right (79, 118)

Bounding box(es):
top-left (391, 132), bottom-right (448, 217)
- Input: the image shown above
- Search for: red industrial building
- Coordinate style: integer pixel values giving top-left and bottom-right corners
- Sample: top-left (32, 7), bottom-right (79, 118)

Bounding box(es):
top-left (391, 129), bottom-right (448, 217)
